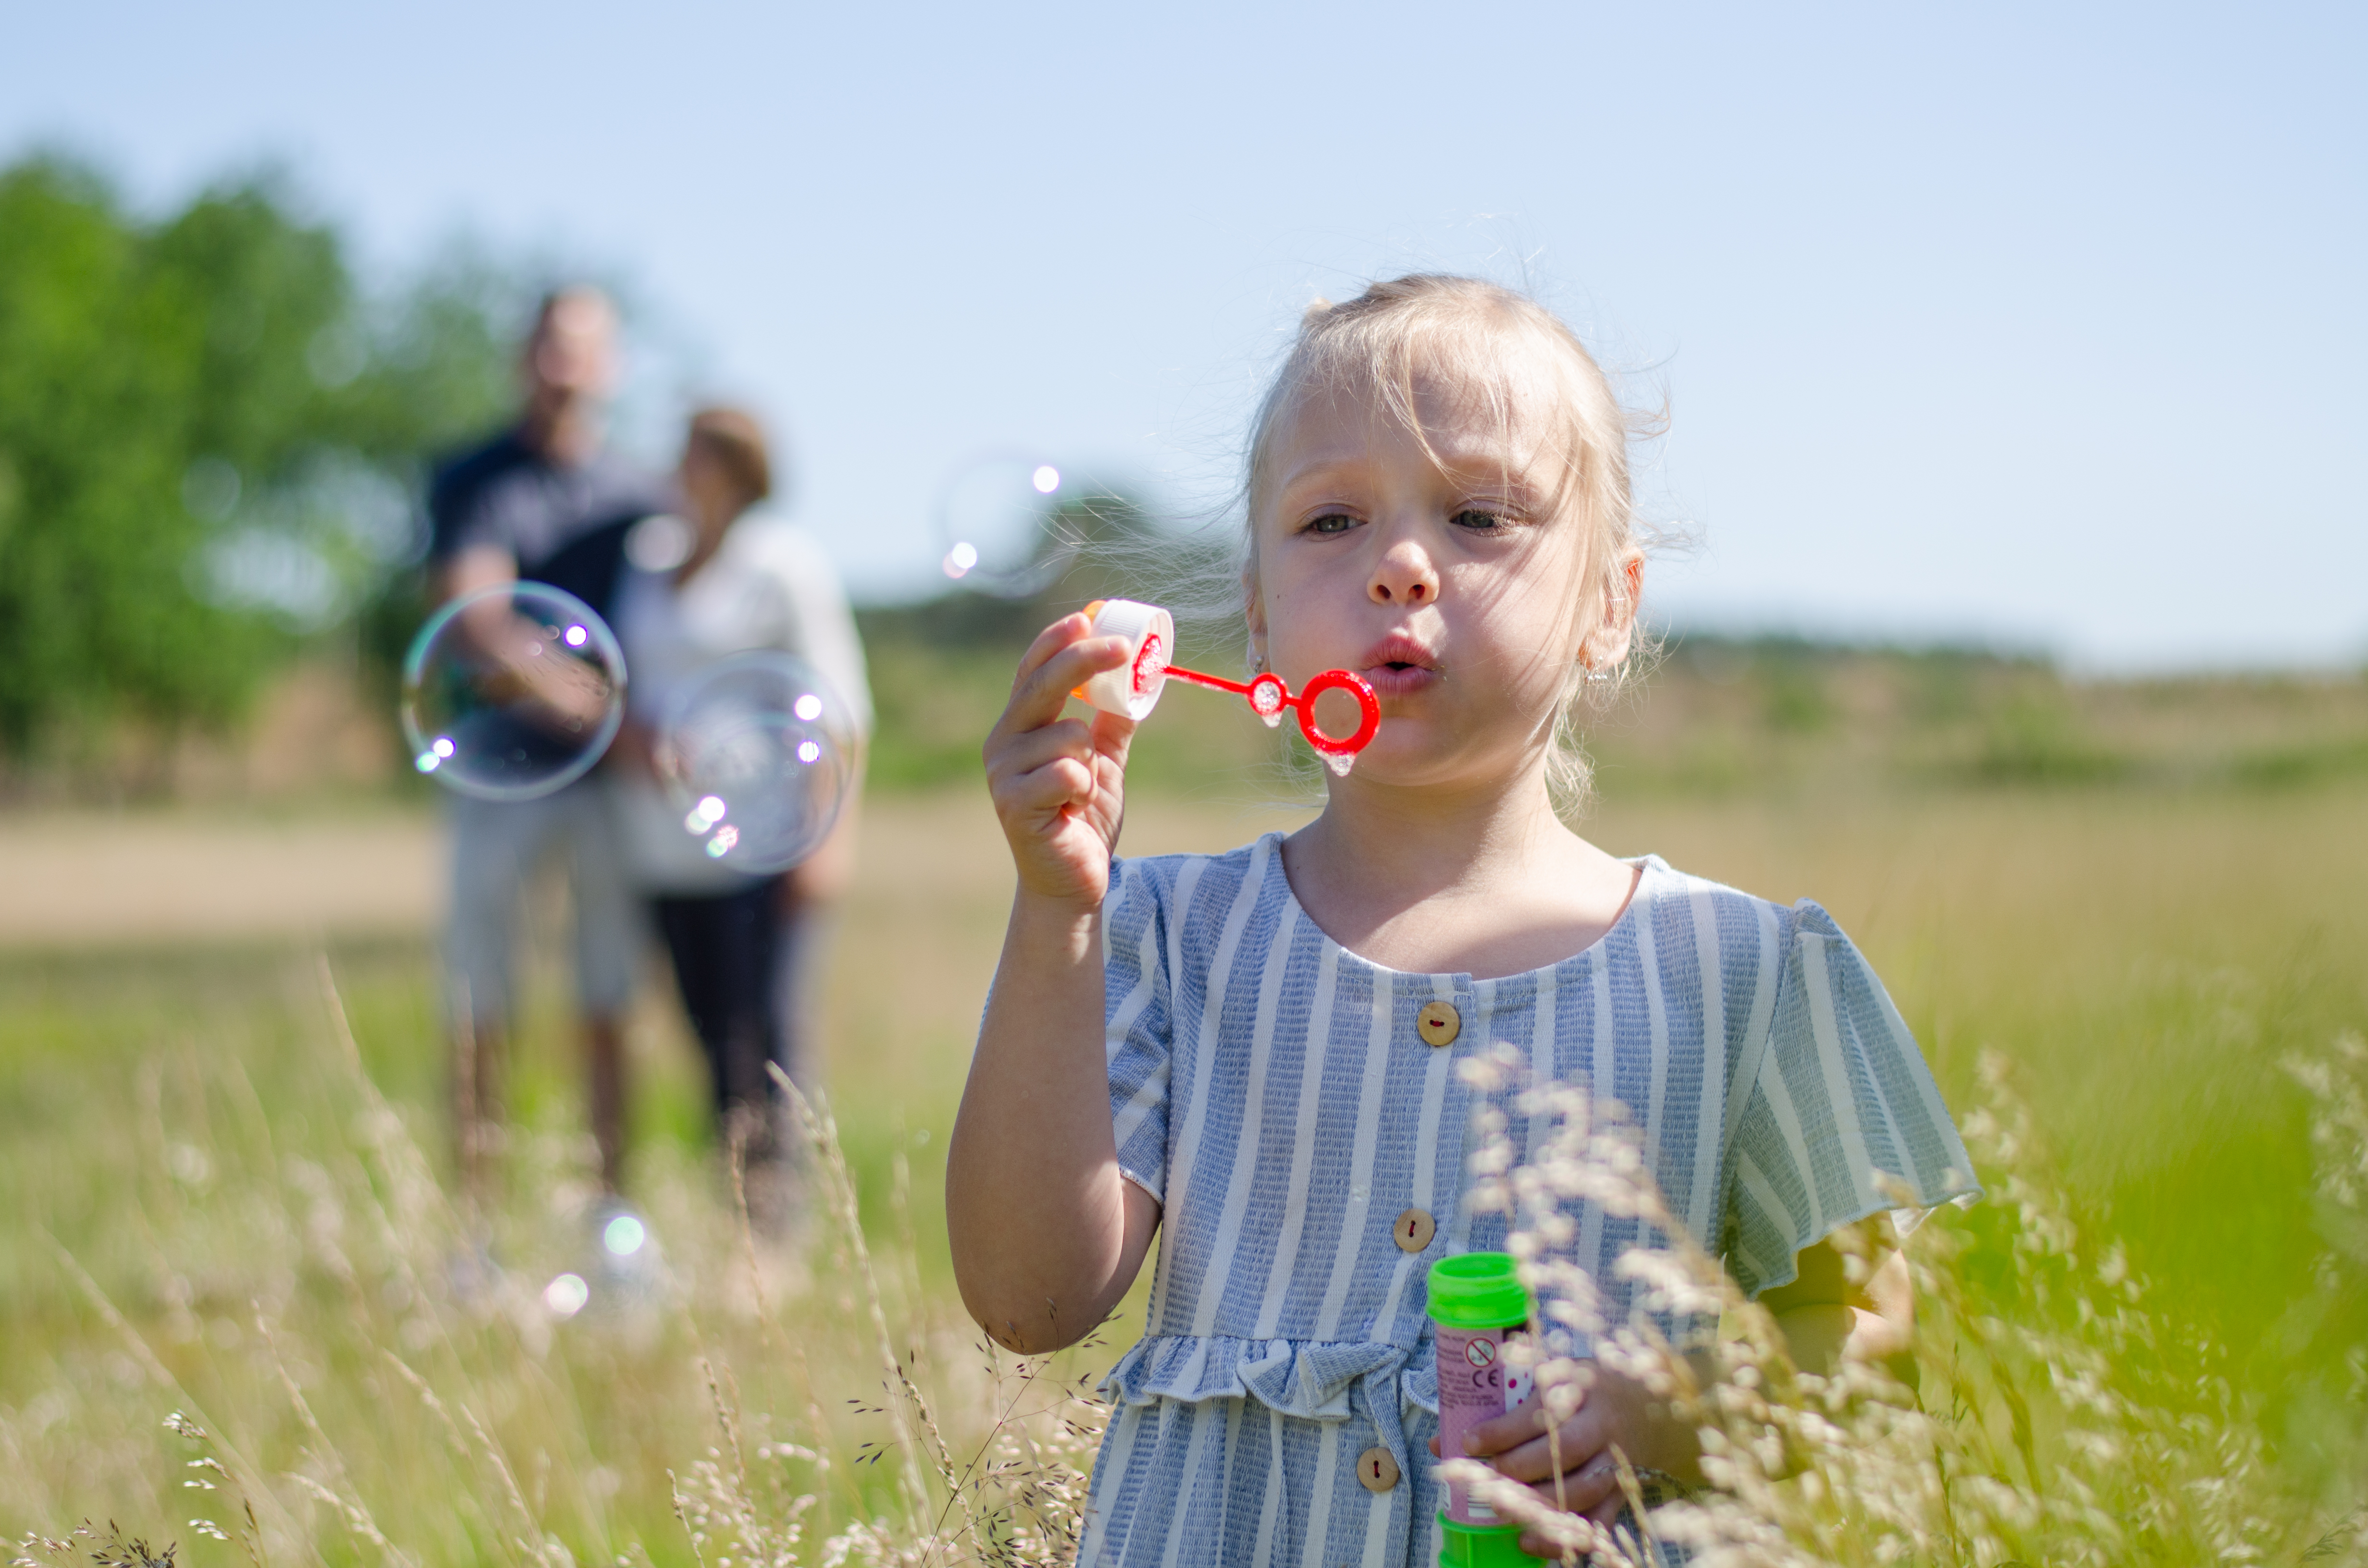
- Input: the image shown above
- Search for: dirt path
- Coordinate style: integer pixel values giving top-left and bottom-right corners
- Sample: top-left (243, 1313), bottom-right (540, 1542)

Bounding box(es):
top-left (0, 792), bottom-right (1319, 952)
top-left (0, 806), bottom-right (444, 949)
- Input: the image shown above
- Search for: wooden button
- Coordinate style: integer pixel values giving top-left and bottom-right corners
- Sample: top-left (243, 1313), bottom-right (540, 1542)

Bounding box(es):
top-left (1356, 1446), bottom-right (1400, 1492)
top-left (1394, 1208), bottom-right (1436, 1252)
top-left (1417, 1001), bottom-right (1461, 1048)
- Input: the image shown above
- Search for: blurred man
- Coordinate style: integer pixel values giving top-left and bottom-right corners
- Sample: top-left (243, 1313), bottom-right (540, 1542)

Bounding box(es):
top-left (427, 285), bottom-right (667, 1206)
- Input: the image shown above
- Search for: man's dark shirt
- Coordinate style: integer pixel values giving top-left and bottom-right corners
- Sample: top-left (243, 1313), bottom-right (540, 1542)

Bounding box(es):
top-left (427, 429), bottom-right (670, 620)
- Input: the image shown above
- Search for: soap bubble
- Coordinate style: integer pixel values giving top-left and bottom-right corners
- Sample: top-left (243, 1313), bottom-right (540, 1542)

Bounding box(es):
top-left (601, 1213), bottom-right (647, 1257)
top-left (656, 652), bottom-right (856, 874)
top-left (542, 1273), bottom-right (590, 1319)
top-left (937, 454), bottom-right (1072, 597)
top-left (401, 582), bottom-right (627, 801)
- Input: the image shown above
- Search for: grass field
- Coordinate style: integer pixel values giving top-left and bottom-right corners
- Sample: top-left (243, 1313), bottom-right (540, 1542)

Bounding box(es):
top-left (3, 745), bottom-right (2366, 1558)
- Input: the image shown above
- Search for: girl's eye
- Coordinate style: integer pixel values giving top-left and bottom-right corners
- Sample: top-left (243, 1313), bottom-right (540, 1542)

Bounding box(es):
top-left (1305, 513), bottom-right (1357, 536)
top-left (1452, 508), bottom-right (1513, 533)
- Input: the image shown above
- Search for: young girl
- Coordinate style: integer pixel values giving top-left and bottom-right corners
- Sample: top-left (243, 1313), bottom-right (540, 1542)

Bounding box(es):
top-left (947, 276), bottom-right (1978, 1566)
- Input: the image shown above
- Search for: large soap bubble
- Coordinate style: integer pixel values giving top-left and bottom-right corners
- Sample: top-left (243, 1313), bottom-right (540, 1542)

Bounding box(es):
top-left (656, 652), bottom-right (857, 874)
top-left (402, 582), bottom-right (627, 801)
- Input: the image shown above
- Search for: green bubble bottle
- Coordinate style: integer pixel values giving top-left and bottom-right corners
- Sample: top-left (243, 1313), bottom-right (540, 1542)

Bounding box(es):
top-left (1429, 1251), bottom-right (1534, 1566)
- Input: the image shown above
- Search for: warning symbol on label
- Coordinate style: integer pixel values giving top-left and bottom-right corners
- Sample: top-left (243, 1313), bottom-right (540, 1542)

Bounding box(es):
top-left (1464, 1337), bottom-right (1498, 1370)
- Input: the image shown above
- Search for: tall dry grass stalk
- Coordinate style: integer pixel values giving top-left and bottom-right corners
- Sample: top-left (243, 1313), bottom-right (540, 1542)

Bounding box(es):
top-left (7, 959), bottom-right (1106, 1567)
top-left (6, 960), bottom-right (2364, 1565)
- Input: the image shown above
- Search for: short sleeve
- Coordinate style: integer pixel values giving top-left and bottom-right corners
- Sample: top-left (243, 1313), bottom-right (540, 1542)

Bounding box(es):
top-left (1102, 858), bottom-right (1175, 1203)
top-left (1724, 902), bottom-right (1981, 1297)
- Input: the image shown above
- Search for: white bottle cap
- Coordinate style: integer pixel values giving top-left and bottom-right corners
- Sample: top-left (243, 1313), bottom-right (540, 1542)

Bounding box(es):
top-left (1076, 599), bottom-right (1174, 721)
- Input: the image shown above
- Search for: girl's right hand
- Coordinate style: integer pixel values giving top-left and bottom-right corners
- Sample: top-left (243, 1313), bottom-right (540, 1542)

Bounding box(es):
top-left (983, 612), bottom-right (1137, 909)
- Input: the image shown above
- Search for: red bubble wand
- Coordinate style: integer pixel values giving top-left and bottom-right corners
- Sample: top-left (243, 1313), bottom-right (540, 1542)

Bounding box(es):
top-left (1076, 599), bottom-right (1381, 775)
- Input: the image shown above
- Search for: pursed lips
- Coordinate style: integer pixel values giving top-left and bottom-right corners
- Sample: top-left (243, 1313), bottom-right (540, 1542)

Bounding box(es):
top-left (1357, 633), bottom-right (1441, 699)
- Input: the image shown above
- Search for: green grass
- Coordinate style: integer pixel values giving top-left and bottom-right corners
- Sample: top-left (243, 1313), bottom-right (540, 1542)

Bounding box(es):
top-left (2, 755), bottom-right (2365, 1556)
top-left (0, 914), bottom-right (1114, 1561)
top-left (1579, 785), bottom-right (2365, 1485)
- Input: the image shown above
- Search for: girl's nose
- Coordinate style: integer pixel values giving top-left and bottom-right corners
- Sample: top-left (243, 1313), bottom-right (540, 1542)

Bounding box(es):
top-left (1368, 540), bottom-right (1440, 606)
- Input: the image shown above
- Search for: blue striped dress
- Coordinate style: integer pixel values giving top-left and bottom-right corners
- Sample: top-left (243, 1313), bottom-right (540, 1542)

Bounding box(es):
top-left (1081, 834), bottom-right (1979, 1567)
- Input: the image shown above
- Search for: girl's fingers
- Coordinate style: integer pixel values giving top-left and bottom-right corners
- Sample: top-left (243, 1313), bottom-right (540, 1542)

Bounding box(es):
top-left (1523, 1449), bottom-right (1620, 1518)
top-left (988, 718), bottom-right (1098, 787)
top-left (1002, 756), bottom-right (1097, 818)
top-left (1461, 1390), bottom-right (1585, 1459)
top-left (997, 630), bottom-right (1131, 736)
top-left (1087, 708), bottom-right (1137, 764)
top-left (1008, 612), bottom-right (1093, 691)
top-left (1029, 636), bottom-right (1131, 707)
top-left (1481, 1399), bottom-right (1612, 1484)
top-left (1490, 1423), bottom-right (1601, 1485)
top-left (986, 614), bottom-right (1137, 898)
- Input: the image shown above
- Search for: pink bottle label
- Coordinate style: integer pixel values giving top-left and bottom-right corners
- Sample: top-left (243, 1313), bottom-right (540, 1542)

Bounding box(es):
top-left (1434, 1324), bottom-right (1533, 1525)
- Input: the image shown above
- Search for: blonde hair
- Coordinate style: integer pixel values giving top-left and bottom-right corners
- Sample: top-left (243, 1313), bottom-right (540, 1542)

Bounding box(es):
top-left (1239, 273), bottom-right (1652, 809)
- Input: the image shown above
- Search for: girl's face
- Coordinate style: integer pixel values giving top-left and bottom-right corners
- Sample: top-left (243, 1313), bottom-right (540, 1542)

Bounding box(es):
top-left (1249, 365), bottom-right (1616, 794)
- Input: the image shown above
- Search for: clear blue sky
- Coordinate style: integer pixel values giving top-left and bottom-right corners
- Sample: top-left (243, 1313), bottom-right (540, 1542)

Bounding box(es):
top-left (7, 1), bottom-right (2361, 670)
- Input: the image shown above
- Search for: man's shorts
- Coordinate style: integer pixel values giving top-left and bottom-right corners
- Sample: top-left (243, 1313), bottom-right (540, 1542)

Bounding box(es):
top-left (444, 781), bottom-right (639, 1024)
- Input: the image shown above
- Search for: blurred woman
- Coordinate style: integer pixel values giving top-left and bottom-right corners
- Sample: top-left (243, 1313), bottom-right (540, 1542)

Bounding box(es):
top-left (607, 407), bottom-right (870, 1229)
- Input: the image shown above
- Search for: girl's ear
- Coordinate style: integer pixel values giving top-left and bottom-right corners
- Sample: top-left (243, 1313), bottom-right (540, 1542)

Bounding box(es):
top-left (1584, 549), bottom-right (1646, 669)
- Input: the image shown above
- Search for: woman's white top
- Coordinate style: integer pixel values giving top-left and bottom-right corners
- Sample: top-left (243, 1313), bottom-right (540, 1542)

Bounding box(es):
top-left (1079, 836), bottom-right (1979, 1567)
top-left (608, 511), bottom-right (872, 894)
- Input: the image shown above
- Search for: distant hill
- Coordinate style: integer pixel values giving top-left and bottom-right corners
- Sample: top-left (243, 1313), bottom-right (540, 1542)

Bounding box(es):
top-left (857, 607), bottom-right (2368, 804)
top-left (16, 578), bottom-right (2364, 808)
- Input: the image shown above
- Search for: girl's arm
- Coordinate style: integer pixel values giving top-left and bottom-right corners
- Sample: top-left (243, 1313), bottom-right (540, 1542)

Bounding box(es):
top-left (946, 614), bottom-right (1161, 1354)
top-left (1760, 1226), bottom-right (1913, 1376)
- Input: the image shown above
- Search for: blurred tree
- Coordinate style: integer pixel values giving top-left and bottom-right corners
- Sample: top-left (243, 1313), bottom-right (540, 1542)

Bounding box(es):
top-left (0, 154), bottom-right (518, 773)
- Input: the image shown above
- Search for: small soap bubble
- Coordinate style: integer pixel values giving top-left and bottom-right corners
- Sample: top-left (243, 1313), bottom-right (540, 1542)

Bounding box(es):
top-left (543, 1273), bottom-right (590, 1319)
top-left (1321, 750), bottom-right (1357, 777)
top-left (401, 583), bottom-right (626, 801)
top-left (602, 1214), bottom-right (647, 1257)
top-left (658, 652), bottom-right (856, 874)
